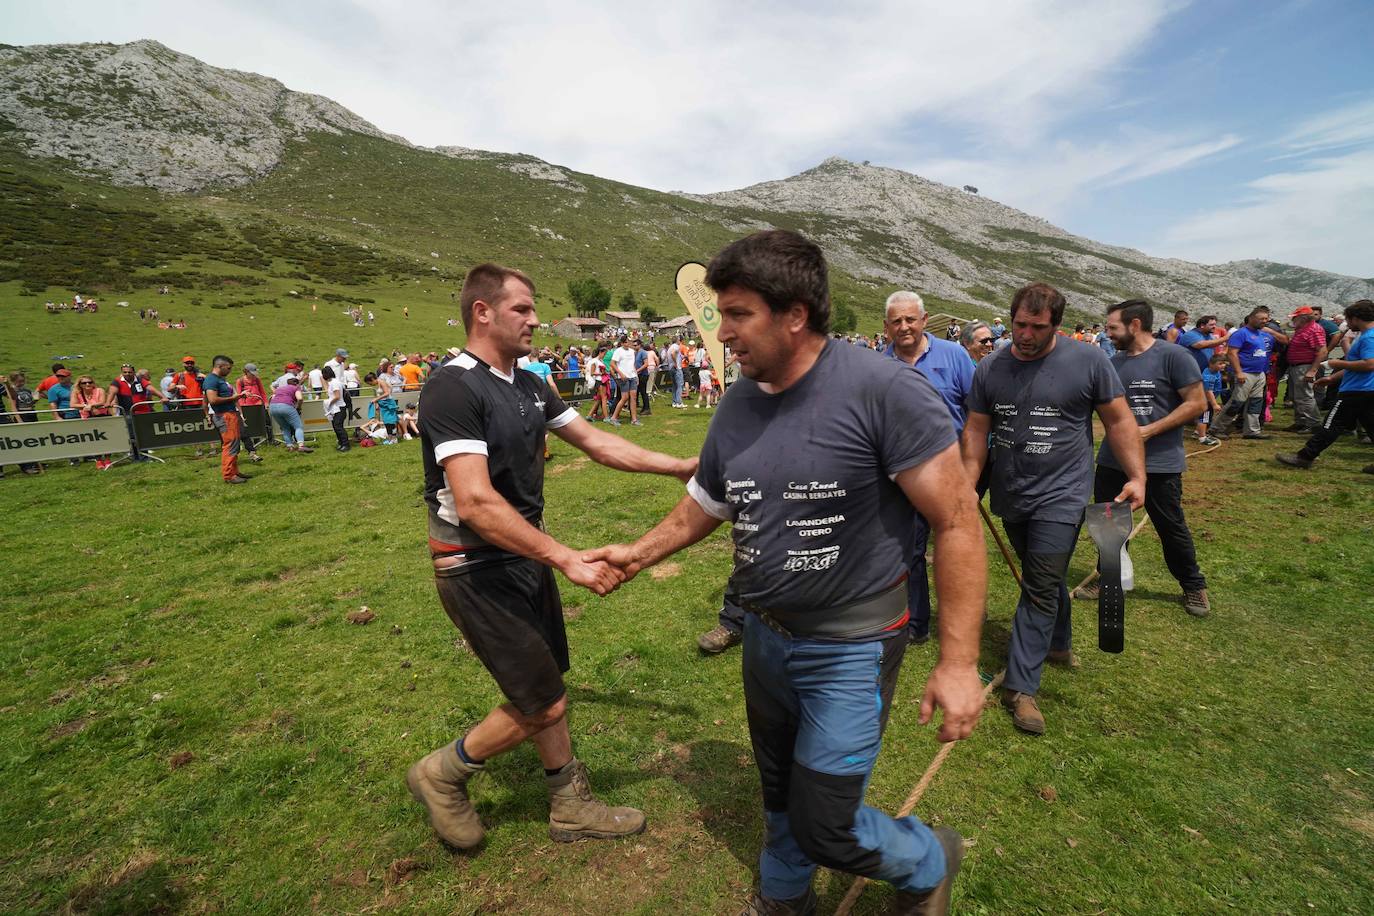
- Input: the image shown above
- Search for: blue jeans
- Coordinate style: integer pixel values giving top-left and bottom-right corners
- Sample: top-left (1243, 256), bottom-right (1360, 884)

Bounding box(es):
top-left (672, 368), bottom-right (684, 406)
top-left (269, 403), bottom-right (305, 447)
top-left (742, 615), bottom-right (946, 898)
top-left (1002, 518), bottom-right (1079, 696)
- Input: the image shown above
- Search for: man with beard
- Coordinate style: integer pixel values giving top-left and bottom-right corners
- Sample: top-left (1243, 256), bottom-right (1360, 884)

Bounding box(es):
top-left (961, 283), bottom-right (1145, 735)
top-left (1090, 300), bottom-right (1209, 617)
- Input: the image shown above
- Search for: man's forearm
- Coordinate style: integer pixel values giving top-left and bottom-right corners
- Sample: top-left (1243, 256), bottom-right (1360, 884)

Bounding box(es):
top-left (1104, 417), bottom-right (1147, 481)
top-left (1148, 390), bottom-right (1206, 436)
top-left (629, 494), bottom-right (721, 571)
top-left (930, 510), bottom-right (985, 667)
top-left (582, 427), bottom-right (692, 477)
top-left (460, 493), bottom-right (573, 569)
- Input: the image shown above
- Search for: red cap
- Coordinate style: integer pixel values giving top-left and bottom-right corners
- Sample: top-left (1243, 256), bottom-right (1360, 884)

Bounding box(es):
top-left (1289, 305), bottom-right (1315, 319)
top-left (182, 355), bottom-right (196, 364)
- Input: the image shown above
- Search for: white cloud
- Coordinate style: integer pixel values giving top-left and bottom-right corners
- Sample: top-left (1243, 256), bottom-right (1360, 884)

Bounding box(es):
top-left (1159, 144), bottom-right (1374, 276)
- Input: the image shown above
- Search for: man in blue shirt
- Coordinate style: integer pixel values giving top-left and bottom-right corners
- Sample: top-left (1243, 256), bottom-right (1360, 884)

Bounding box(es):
top-left (204, 355), bottom-right (250, 484)
top-left (882, 290), bottom-right (975, 644)
top-left (1176, 315), bottom-right (1228, 373)
top-left (1278, 299), bottom-right (1374, 472)
top-left (1212, 307), bottom-right (1288, 439)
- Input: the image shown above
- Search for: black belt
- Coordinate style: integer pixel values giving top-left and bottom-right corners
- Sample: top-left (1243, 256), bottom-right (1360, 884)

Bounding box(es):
top-left (743, 578), bottom-right (909, 641)
top-left (1084, 501), bottom-right (1133, 654)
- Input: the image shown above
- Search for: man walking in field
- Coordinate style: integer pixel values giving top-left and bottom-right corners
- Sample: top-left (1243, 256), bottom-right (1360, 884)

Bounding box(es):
top-left (203, 355), bottom-right (249, 485)
top-left (961, 283), bottom-right (1145, 736)
top-left (586, 231), bottom-right (986, 914)
top-left (1092, 300), bottom-right (1210, 617)
top-left (407, 263), bottom-right (695, 851)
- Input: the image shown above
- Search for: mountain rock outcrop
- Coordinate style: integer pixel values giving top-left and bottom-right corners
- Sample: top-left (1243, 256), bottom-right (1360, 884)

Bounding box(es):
top-left (0, 40), bottom-right (405, 192)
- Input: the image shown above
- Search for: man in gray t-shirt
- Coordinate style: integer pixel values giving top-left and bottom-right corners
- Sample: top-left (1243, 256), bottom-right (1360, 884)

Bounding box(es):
top-left (962, 283), bottom-right (1145, 736)
top-left (587, 230), bottom-right (984, 912)
top-left (1095, 300), bottom-right (1210, 617)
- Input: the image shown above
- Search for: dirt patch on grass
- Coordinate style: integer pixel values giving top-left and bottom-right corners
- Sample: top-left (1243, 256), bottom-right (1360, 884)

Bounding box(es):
top-left (49, 716), bottom-right (92, 740)
top-left (563, 605), bottom-right (584, 621)
top-left (649, 562), bottom-right (682, 580)
top-left (169, 751), bottom-right (195, 770)
top-left (546, 455), bottom-right (591, 476)
top-left (385, 857), bottom-right (426, 888)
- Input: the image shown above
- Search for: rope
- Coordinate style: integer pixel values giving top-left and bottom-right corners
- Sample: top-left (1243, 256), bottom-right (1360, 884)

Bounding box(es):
top-left (832, 670), bottom-right (1006, 916)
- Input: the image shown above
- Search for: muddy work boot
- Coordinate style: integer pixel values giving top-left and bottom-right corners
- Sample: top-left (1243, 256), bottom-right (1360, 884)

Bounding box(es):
top-left (698, 623), bottom-right (742, 655)
top-left (1275, 452), bottom-right (1314, 469)
top-left (406, 742), bottom-right (484, 849)
top-left (1183, 588), bottom-right (1211, 618)
top-left (739, 886), bottom-right (817, 916)
top-left (888, 826), bottom-right (965, 914)
top-left (546, 759), bottom-right (645, 842)
top-left (1002, 690), bottom-right (1045, 735)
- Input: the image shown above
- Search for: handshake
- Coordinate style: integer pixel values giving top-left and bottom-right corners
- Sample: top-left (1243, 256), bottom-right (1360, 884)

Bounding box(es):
top-left (556, 543), bottom-right (648, 597)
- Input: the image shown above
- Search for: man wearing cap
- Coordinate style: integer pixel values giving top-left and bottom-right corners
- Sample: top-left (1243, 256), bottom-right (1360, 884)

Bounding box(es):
top-left (36, 363), bottom-right (66, 403)
top-left (171, 357), bottom-right (204, 412)
top-left (1277, 299), bottom-right (1374, 471)
top-left (1282, 306), bottom-right (1327, 433)
top-left (204, 355), bottom-right (249, 484)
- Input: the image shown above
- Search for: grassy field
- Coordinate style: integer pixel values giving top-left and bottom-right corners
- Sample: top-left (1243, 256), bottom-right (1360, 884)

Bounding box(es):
top-left (2, 366), bottom-right (1371, 914)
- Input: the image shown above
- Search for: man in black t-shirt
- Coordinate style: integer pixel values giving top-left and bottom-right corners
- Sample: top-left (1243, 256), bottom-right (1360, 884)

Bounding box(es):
top-left (407, 263), bottom-right (694, 853)
top-left (586, 231), bottom-right (985, 914)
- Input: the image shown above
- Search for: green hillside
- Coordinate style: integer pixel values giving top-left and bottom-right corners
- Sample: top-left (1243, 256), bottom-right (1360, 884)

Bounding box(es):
top-left (4, 132), bottom-right (999, 381)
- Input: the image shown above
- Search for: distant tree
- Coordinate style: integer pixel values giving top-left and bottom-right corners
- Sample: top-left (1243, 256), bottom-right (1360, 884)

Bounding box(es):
top-left (618, 290), bottom-right (640, 312)
top-left (568, 277), bottom-right (611, 317)
top-left (640, 303), bottom-right (661, 324)
top-left (832, 300), bottom-right (859, 332)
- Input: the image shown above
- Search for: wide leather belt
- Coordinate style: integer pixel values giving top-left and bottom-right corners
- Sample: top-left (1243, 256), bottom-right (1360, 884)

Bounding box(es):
top-left (1084, 501), bottom-right (1133, 654)
top-left (744, 578), bottom-right (909, 641)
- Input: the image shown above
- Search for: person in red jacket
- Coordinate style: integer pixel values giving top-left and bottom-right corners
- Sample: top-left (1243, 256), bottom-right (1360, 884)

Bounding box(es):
top-left (233, 362), bottom-right (270, 459)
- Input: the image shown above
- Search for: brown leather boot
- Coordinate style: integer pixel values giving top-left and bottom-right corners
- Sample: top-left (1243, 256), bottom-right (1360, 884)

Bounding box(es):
top-left (1183, 588), bottom-right (1210, 618)
top-left (738, 886), bottom-right (817, 915)
top-left (698, 623), bottom-right (742, 655)
top-left (406, 742), bottom-right (484, 849)
top-left (1047, 648), bottom-right (1080, 668)
top-left (888, 826), bottom-right (965, 914)
top-left (1002, 690), bottom-right (1045, 735)
top-left (546, 759), bottom-right (646, 842)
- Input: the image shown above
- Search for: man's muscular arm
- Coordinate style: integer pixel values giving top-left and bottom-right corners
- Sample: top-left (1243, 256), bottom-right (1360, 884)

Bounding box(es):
top-left (895, 442), bottom-right (987, 742)
top-left (442, 453), bottom-right (622, 595)
top-left (582, 491), bottom-right (723, 581)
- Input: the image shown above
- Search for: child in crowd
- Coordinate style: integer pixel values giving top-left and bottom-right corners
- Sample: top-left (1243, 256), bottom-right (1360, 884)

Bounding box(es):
top-left (397, 406), bottom-right (420, 440)
top-left (695, 361), bottom-right (717, 408)
top-left (1198, 352), bottom-right (1226, 446)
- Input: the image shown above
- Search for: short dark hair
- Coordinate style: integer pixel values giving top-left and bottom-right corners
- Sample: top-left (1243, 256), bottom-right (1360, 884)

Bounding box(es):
top-left (706, 229), bottom-right (831, 334)
top-left (1009, 282), bottom-right (1066, 325)
top-left (1246, 307), bottom-right (1270, 322)
top-left (321, 366), bottom-right (335, 380)
top-left (363, 372), bottom-right (378, 384)
top-left (1174, 309), bottom-right (1189, 319)
top-left (460, 263), bottom-right (535, 331)
top-left (1195, 314), bottom-right (1216, 328)
top-left (1345, 299), bottom-right (1374, 322)
top-left (1108, 299), bottom-right (1153, 332)
top-left (51, 362), bottom-right (64, 373)
top-left (212, 355), bottom-right (233, 368)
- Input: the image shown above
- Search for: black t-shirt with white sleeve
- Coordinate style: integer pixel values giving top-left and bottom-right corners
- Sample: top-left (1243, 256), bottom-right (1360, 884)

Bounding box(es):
top-left (419, 350), bottom-right (577, 554)
top-left (690, 340), bottom-right (956, 616)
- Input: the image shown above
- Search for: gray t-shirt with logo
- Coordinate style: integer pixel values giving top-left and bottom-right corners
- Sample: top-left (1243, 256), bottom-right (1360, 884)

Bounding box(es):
top-left (1097, 341), bottom-right (1201, 474)
top-left (690, 340), bottom-right (956, 615)
top-left (967, 337), bottom-right (1124, 524)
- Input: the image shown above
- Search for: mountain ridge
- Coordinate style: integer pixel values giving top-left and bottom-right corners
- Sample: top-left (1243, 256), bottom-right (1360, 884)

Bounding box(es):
top-left (0, 39), bottom-right (1361, 323)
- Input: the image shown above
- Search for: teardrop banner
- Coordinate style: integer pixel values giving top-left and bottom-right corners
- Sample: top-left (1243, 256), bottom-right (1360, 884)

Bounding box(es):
top-left (673, 261), bottom-right (726, 385)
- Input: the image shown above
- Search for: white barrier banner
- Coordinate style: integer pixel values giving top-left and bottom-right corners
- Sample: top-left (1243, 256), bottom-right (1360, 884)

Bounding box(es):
top-left (0, 416), bottom-right (131, 464)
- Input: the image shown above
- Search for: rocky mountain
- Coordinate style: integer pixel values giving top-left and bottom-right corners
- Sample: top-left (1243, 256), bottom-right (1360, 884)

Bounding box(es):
top-left (0, 40), bottom-right (406, 192)
top-left (0, 39), bottom-right (1346, 324)
top-left (700, 158), bottom-right (1330, 320)
top-left (1222, 259), bottom-right (1374, 308)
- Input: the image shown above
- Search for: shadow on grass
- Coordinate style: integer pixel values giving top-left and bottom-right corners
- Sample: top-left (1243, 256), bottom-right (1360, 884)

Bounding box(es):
top-left (675, 738), bottom-right (761, 872)
top-left (565, 684), bottom-right (699, 718)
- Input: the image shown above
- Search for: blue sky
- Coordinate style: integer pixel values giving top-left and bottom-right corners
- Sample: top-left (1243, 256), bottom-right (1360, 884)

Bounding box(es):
top-left (5, 0), bottom-right (1371, 276)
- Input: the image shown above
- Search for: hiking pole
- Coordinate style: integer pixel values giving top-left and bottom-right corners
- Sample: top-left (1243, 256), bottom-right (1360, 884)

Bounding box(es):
top-left (832, 669), bottom-right (1007, 916)
top-left (978, 502), bottom-right (1022, 588)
